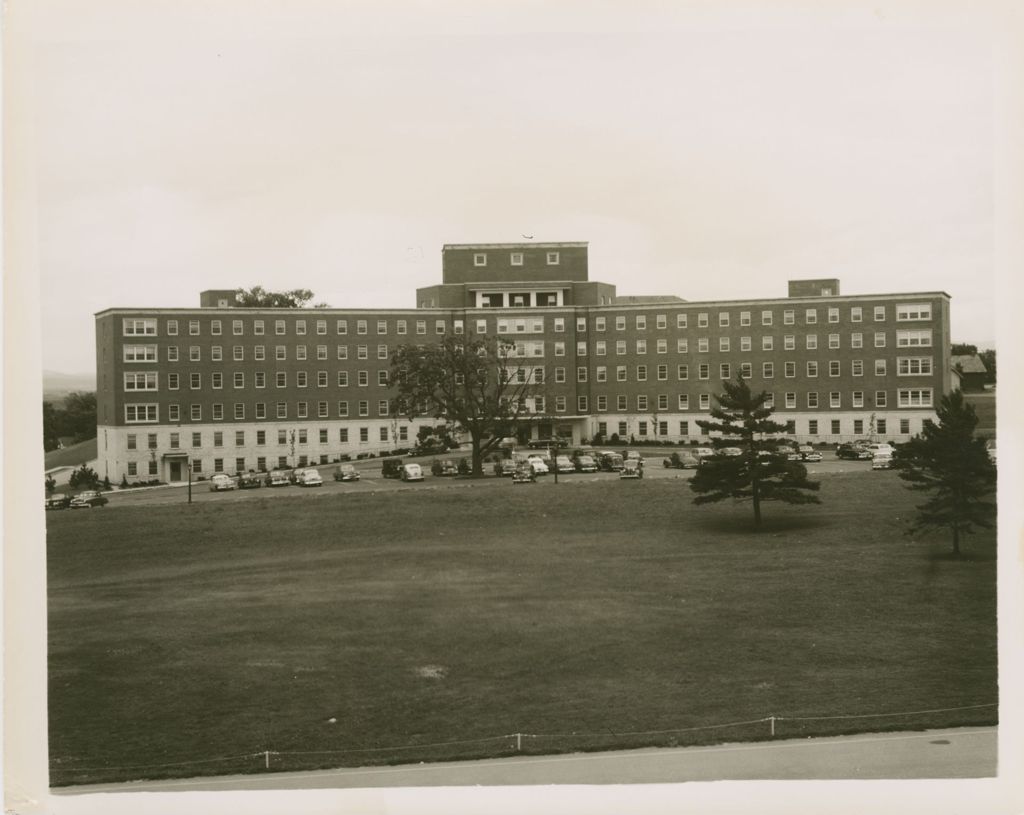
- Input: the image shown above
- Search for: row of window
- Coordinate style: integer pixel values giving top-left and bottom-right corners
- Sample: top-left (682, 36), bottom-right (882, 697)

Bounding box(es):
top-left (123, 387), bottom-right (935, 426)
top-left (119, 303), bottom-right (936, 339)
top-left (128, 424), bottom-right (411, 451)
top-left (122, 332), bottom-right (935, 368)
top-left (472, 250), bottom-right (561, 266)
top-left (602, 415), bottom-right (913, 438)
top-left (124, 355), bottom-right (935, 393)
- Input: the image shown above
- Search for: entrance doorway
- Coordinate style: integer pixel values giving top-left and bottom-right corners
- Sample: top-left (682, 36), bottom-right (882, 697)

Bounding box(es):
top-left (169, 461), bottom-right (182, 482)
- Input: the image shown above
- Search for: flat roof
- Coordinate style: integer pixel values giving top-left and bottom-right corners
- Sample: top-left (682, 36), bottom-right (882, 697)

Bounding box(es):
top-left (443, 242), bottom-right (588, 250)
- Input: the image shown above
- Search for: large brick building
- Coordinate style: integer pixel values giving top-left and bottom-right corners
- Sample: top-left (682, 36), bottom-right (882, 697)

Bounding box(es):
top-left (95, 241), bottom-right (951, 484)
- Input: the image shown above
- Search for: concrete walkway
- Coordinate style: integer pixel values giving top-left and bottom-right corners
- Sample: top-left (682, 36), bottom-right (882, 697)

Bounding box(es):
top-left (55, 726), bottom-right (996, 793)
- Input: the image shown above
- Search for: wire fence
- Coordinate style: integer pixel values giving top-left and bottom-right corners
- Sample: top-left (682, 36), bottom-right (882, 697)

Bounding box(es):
top-left (50, 702), bottom-right (997, 785)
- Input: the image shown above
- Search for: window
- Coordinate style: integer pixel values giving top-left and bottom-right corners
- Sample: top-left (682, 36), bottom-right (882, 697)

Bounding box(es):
top-left (678, 395), bottom-right (689, 410)
top-left (829, 392), bottom-right (841, 408)
top-left (636, 340), bottom-right (647, 354)
top-left (761, 310), bottom-right (773, 326)
top-left (357, 345), bottom-right (368, 360)
top-left (234, 403), bottom-right (245, 420)
top-left (318, 371), bottom-right (328, 387)
top-left (454, 320), bottom-right (464, 335)
top-left (255, 403), bottom-right (266, 419)
top-left (612, 340), bottom-right (624, 355)
top-left (124, 403), bottom-right (157, 423)
top-left (852, 391), bottom-right (864, 408)
top-left (783, 335), bottom-right (795, 351)
top-left (875, 359), bottom-right (887, 376)
top-left (896, 303), bottom-right (932, 321)
top-left (677, 313), bottom-right (688, 328)
top-left (214, 459), bottom-right (224, 474)
top-left (318, 401), bottom-right (328, 418)
top-left (874, 332), bottom-right (886, 348)
top-left (807, 392), bottom-right (819, 408)
top-left (596, 340), bottom-right (607, 356)
top-left (210, 319), bottom-right (222, 336)
top-left (554, 342), bottom-right (565, 357)
top-left (210, 346), bottom-right (223, 362)
top-left (577, 341), bottom-right (588, 356)
top-left (357, 320), bottom-right (367, 335)
top-left (828, 307), bottom-right (839, 323)
top-left (740, 362), bottom-right (752, 379)
top-left (898, 388), bottom-right (933, 407)
top-left (124, 344), bottom-right (158, 363)
top-left (783, 310), bottom-right (794, 326)
top-left (636, 365), bottom-right (647, 381)
top-left (896, 330), bottom-right (932, 348)
top-left (316, 345), bottom-right (327, 360)
top-left (296, 345), bottom-right (308, 361)
top-left (638, 420), bottom-right (648, 436)
top-left (615, 316), bottom-right (626, 330)
top-left (874, 306), bottom-right (885, 321)
top-left (697, 312), bottom-right (708, 328)
top-left (338, 401), bottom-right (349, 418)
top-left (397, 320), bottom-right (407, 335)
top-left (831, 420), bottom-right (841, 435)
top-left (127, 462), bottom-right (137, 476)
top-left (474, 252), bottom-right (487, 266)
top-left (719, 363), bottom-right (730, 379)
top-left (677, 338), bottom-right (688, 353)
top-left (900, 418), bottom-right (911, 434)
top-left (126, 434), bottom-right (137, 450)
top-left (785, 392), bottom-right (796, 409)
top-left (699, 394), bottom-right (710, 410)
top-left (596, 396), bottom-right (608, 411)
top-left (657, 364), bottom-right (668, 381)
top-left (190, 372), bottom-right (202, 389)
top-left (378, 400), bottom-right (389, 417)
top-left (595, 317), bottom-right (606, 331)
top-left (596, 366), bottom-right (607, 382)
top-left (637, 395), bottom-right (648, 411)
top-left (762, 336), bottom-right (773, 351)
top-left (718, 312), bottom-right (730, 327)
top-left (851, 333), bottom-right (863, 349)
top-left (697, 338), bottom-right (709, 353)
top-left (616, 397), bottom-right (628, 412)
top-left (656, 339), bottom-right (667, 354)
top-left (852, 359), bottom-right (864, 376)
top-left (167, 319), bottom-right (178, 336)
top-left (897, 357), bottom-right (933, 375)
top-left (296, 402), bottom-right (308, 419)
top-left (275, 319), bottom-right (286, 335)
top-left (555, 396), bottom-right (567, 412)
top-left (784, 361), bottom-right (795, 378)
top-left (274, 345), bottom-right (286, 361)
top-left (234, 372), bottom-right (245, 388)
top-left (357, 371), bottom-right (368, 386)
top-left (336, 319), bottom-right (348, 335)
top-left (698, 363), bottom-right (709, 380)
top-left (124, 372), bottom-right (158, 391)
top-left (719, 337), bottom-right (730, 352)
top-left (555, 367), bottom-right (566, 383)
top-left (509, 252), bottom-right (523, 266)
top-left (212, 404), bottom-right (224, 420)
top-left (828, 334), bottom-right (840, 349)
top-left (546, 251), bottom-right (559, 265)
top-left (656, 314), bottom-right (667, 329)
top-left (416, 320), bottom-right (426, 335)
top-left (577, 396), bottom-right (589, 412)
top-left (678, 364), bottom-right (689, 380)
top-left (876, 417), bottom-right (887, 433)
top-left (123, 319), bottom-right (157, 336)
top-left (255, 372), bottom-right (266, 388)
top-left (376, 344), bottom-right (388, 360)
top-left (806, 334), bottom-right (817, 350)
top-left (276, 372), bottom-right (287, 388)
top-left (435, 320), bottom-right (445, 335)
top-left (577, 366), bottom-right (587, 382)
top-left (805, 309), bottom-right (817, 325)
top-left (808, 419), bottom-right (818, 435)
top-left (829, 361), bottom-right (840, 377)
top-left (807, 361), bottom-right (818, 377)
top-left (851, 306), bottom-right (863, 322)
top-left (189, 346), bottom-right (201, 362)
top-left (762, 362), bottom-right (774, 378)
top-left (190, 404), bottom-right (202, 421)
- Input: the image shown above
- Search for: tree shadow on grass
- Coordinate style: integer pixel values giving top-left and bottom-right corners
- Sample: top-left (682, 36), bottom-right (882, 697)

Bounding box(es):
top-left (691, 511), bottom-right (830, 536)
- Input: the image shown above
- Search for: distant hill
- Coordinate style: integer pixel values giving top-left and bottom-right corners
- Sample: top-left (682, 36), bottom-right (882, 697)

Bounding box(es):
top-left (45, 438), bottom-right (98, 471)
top-left (43, 370), bottom-right (96, 402)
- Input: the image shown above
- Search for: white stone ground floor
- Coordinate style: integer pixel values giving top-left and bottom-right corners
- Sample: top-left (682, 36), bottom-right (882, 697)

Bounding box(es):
top-left (97, 410), bottom-right (937, 485)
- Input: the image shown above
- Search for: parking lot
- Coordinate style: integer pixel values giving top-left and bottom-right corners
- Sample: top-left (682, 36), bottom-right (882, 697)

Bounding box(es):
top-left (96, 448), bottom-right (880, 508)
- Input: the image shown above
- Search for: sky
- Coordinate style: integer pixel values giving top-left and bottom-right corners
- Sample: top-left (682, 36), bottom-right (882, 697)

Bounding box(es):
top-left (27, 1), bottom-right (997, 374)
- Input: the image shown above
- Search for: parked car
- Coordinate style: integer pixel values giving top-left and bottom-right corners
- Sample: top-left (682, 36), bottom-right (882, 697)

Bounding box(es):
top-left (296, 468), bottom-right (323, 487)
top-left (528, 436), bottom-right (570, 449)
top-left (525, 455), bottom-right (550, 475)
top-left (620, 459), bottom-right (644, 479)
top-left (208, 474), bottom-right (237, 492)
top-left (265, 470), bottom-right (290, 487)
top-left (663, 452), bottom-right (700, 469)
top-left (865, 442), bottom-right (894, 457)
top-left (792, 445), bottom-right (822, 462)
top-left (45, 495), bottom-right (72, 510)
top-left (381, 458), bottom-right (404, 479)
top-left (435, 459), bottom-right (459, 477)
top-left (555, 455), bottom-right (575, 474)
top-left (871, 453), bottom-right (894, 470)
top-left (836, 442), bottom-right (873, 460)
top-left (512, 460), bottom-right (537, 484)
top-left (574, 454), bottom-right (598, 473)
top-left (493, 459), bottom-right (517, 477)
top-left (624, 450), bottom-right (645, 465)
top-left (597, 451), bottom-right (624, 471)
top-left (692, 447), bottom-right (715, 459)
top-left (334, 464), bottom-right (360, 482)
top-left (238, 472), bottom-right (262, 489)
top-left (70, 490), bottom-right (109, 508)
top-left (400, 463), bottom-right (424, 482)
top-left (720, 447), bottom-right (744, 457)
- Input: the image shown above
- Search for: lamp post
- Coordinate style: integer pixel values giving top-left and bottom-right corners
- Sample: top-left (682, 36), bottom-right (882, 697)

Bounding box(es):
top-left (187, 459), bottom-right (192, 504)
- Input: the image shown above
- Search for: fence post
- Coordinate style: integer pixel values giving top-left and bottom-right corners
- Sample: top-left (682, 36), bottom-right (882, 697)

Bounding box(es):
top-left (264, 750), bottom-right (270, 769)
top-left (769, 716), bottom-right (775, 737)
top-left (517, 733), bottom-right (522, 752)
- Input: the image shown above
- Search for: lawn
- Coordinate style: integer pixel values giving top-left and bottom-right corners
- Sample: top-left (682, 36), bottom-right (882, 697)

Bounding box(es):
top-left (46, 473), bottom-right (997, 785)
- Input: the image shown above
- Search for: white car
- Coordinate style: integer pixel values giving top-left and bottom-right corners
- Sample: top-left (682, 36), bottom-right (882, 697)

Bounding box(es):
top-left (693, 447), bottom-right (715, 459)
top-left (296, 468), bottom-right (323, 487)
top-left (208, 473), bottom-right (237, 491)
top-left (865, 443), bottom-right (894, 456)
top-left (871, 453), bottom-right (893, 470)
top-left (400, 463), bottom-right (424, 482)
top-left (526, 456), bottom-right (550, 475)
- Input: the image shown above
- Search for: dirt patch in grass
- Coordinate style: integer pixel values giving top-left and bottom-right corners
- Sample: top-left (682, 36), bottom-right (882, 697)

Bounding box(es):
top-left (46, 473), bottom-right (996, 785)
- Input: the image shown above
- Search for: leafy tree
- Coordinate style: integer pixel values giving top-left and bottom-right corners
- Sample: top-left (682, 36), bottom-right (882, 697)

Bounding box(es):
top-left (391, 334), bottom-right (535, 476)
top-left (62, 391), bottom-right (98, 440)
top-left (235, 287), bottom-right (329, 308)
top-left (68, 464), bottom-right (100, 491)
top-left (43, 402), bottom-right (61, 451)
top-left (45, 475), bottom-right (56, 495)
top-left (690, 377), bottom-right (820, 530)
top-left (951, 342), bottom-right (978, 356)
top-left (890, 390), bottom-right (996, 556)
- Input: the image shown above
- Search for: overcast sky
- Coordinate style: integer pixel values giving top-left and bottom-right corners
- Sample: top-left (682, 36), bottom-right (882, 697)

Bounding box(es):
top-left (30, 2), bottom-right (996, 374)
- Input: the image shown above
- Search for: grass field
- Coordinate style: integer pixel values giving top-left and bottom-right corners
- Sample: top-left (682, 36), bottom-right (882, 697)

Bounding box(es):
top-left (963, 391), bottom-right (997, 438)
top-left (46, 473), bottom-right (997, 785)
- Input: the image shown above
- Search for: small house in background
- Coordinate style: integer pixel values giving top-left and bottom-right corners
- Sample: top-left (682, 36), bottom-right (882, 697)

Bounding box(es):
top-left (951, 354), bottom-right (987, 392)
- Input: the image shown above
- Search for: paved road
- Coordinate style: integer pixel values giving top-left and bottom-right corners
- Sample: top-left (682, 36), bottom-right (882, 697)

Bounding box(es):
top-left (56, 727), bottom-right (996, 793)
top-left (95, 450), bottom-right (880, 509)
